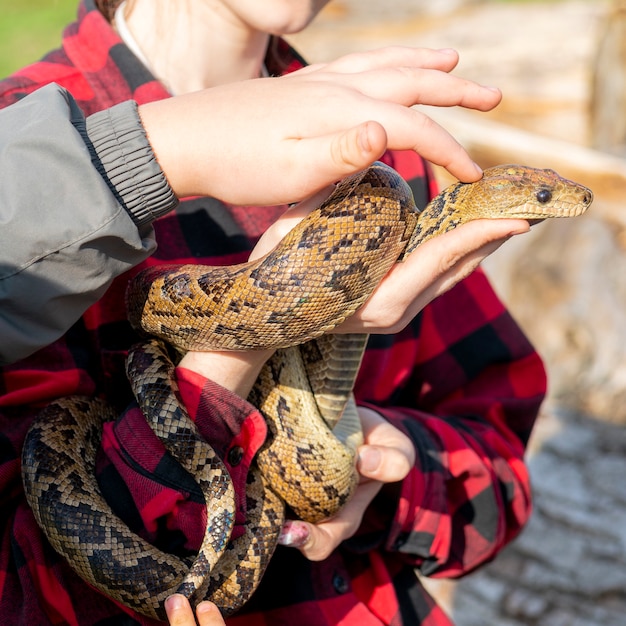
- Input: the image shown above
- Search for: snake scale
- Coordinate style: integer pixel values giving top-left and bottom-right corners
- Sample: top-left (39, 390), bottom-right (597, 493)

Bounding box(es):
top-left (21, 162), bottom-right (592, 620)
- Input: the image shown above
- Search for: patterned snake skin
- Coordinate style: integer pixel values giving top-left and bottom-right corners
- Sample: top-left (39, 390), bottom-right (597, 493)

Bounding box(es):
top-left (22, 162), bottom-right (592, 620)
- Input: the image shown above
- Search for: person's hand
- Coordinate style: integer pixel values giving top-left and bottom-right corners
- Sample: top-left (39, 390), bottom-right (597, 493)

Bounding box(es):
top-left (165, 595), bottom-right (226, 626)
top-left (176, 188), bottom-right (330, 394)
top-left (277, 407), bottom-right (415, 561)
top-left (139, 46), bottom-right (501, 204)
top-left (332, 217), bottom-right (530, 336)
top-left (248, 189), bottom-right (531, 338)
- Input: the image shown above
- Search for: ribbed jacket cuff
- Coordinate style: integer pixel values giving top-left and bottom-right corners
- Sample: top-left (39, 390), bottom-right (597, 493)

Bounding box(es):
top-left (84, 100), bottom-right (178, 227)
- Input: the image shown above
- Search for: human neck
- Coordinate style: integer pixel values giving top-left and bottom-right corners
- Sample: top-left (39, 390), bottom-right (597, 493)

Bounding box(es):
top-left (119, 0), bottom-right (270, 94)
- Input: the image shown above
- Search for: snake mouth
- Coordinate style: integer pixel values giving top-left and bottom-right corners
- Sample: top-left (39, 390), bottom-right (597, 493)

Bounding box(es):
top-left (503, 206), bottom-right (588, 227)
top-left (536, 206), bottom-right (588, 218)
top-left (515, 195), bottom-right (592, 220)
top-left (553, 202), bottom-right (591, 217)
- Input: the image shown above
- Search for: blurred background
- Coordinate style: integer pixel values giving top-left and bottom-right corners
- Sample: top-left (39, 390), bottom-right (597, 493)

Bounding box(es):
top-left (2, 0), bottom-right (625, 624)
top-left (0, 0), bottom-right (76, 77)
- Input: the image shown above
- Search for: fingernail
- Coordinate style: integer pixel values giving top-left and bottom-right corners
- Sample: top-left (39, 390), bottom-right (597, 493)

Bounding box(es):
top-left (484, 85), bottom-right (501, 93)
top-left (437, 48), bottom-right (457, 55)
top-left (278, 520), bottom-right (310, 547)
top-left (509, 224), bottom-right (531, 236)
top-left (165, 594), bottom-right (184, 611)
top-left (196, 601), bottom-right (214, 615)
top-left (474, 162), bottom-right (483, 176)
top-left (358, 446), bottom-right (382, 474)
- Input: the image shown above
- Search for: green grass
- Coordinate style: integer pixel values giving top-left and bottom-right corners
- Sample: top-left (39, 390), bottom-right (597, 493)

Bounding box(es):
top-left (0, 0), bottom-right (78, 78)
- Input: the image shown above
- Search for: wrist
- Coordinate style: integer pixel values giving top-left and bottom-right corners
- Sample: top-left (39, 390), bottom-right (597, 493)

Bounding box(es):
top-left (87, 100), bottom-right (178, 226)
top-left (178, 349), bottom-right (273, 398)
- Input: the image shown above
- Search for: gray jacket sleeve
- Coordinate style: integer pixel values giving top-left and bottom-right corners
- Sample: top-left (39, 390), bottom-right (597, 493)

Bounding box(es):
top-left (0, 83), bottom-right (178, 365)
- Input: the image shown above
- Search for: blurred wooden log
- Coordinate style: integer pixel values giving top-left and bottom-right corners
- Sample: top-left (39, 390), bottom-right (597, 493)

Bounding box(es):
top-left (424, 106), bottom-right (626, 225)
top-left (590, 0), bottom-right (626, 155)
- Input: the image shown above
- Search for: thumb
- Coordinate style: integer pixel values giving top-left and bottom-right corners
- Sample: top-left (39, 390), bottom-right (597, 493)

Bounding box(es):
top-left (302, 121), bottom-right (389, 184)
top-left (357, 444), bottom-right (411, 483)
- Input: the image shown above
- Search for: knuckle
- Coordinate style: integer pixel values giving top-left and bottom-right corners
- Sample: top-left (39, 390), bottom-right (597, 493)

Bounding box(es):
top-left (386, 453), bottom-right (412, 482)
top-left (435, 242), bottom-right (465, 275)
top-left (371, 306), bottom-right (409, 335)
top-left (305, 544), bottom-right (334, 562)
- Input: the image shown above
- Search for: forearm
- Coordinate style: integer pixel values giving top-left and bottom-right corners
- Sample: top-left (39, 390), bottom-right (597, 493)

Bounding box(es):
top-left (178, 349), bottom-right (273, 399)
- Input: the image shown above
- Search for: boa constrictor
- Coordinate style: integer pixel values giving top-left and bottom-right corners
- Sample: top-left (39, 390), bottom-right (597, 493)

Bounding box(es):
top-left (22, 162), bottom-right (592, 620)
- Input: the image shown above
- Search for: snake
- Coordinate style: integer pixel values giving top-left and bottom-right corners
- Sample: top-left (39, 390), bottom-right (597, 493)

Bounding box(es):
top-left (21, 162), bottom-right (592, 621)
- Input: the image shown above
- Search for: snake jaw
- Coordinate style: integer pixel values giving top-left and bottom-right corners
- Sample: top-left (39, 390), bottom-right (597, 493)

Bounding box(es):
top-left (498, 195), bottom-right (592, 220)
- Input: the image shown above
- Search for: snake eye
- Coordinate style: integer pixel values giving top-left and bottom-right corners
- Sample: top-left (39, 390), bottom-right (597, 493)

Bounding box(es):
top-left (536, 188), bottom-right (552, 204)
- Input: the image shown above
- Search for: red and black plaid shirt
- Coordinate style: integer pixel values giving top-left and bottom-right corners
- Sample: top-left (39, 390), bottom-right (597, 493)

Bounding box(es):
top-left (0, 2), bottom-right (546, 624)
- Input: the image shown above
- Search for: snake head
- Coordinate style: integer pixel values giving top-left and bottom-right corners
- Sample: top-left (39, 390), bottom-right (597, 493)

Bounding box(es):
top-left (405, 164), bottom-right (593, 254)
top-left (471, 165), bottom-right (593, 219)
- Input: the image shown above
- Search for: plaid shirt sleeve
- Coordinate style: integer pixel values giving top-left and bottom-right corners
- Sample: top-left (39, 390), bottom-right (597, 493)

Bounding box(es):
top-left (345, 151), bottom-right (545, 578)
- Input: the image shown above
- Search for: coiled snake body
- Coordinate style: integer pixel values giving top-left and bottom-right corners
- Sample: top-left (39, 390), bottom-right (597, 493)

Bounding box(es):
top-left (22, 163), bottom-right (592, 620)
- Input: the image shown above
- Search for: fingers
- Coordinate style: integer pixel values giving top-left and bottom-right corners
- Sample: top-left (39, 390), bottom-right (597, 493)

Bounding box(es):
top-left (335, 218), bottom-right (529, 335)
top-left (422, 218), bottom-right (529, 300)
top-left (331, 75), bottom-right (500, 182)
top-left (290, 121), bottom-right (388, 191)
top-left (358, 445), bottom-right (410, 483)
top-left (295, 108), bottom-right (481, 185)
top-left (165, 595), bottom-right (226, 626)
top-left (394, 109), bottom-right (484, 182)
top-left (399, 218), bottom-right (529, 308)
top-left (293, 50), bottom-right (502, 183)
top-left (278, 409), bottom-right (415, 561)
top-left (278, 479), bottom-right (383, 561)
top-left (293, 96), bottom-right (496, 184)
top-left (322, 66), bottom-right (501, 112)
top-left (194, 602), bottom-right (226, 626)
top-left (357, 407), bottom-right (415, 481)
top-left (329, 120), bottom-right (389, 174)
top-left (308, 46), bottom-right (461, 75)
